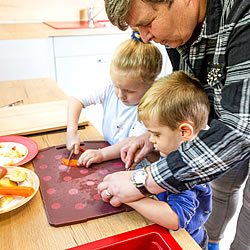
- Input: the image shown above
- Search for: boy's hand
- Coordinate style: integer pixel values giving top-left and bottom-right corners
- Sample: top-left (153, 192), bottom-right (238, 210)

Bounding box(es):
top-left (77, 149), bottom-right (104, 168)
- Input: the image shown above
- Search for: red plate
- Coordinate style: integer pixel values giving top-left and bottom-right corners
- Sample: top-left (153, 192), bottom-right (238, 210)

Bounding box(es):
top-left (0, 135), bottom-right (38, 166)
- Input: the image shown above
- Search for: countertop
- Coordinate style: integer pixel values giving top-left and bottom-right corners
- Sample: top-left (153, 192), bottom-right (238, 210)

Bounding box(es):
top-left (0, 22), bottom-right (129, 40)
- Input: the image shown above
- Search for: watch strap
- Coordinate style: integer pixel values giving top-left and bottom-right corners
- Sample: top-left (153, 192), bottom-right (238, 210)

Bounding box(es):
top-left (137, 185), bottom-right (153, 196)
top-left (136, 168), bottom-right (153, 196)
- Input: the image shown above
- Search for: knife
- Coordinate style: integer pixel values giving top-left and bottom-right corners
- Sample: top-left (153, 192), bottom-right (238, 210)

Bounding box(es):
top-left (67, 147), bottom-right (75, 166)
top-left (67, 146), bottom-right (86, 165)
top-left (126, 149), bottom-right (141, 171)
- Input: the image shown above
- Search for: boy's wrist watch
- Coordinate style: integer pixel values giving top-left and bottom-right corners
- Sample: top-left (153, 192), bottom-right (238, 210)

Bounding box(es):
top-left (132, 167), bottom-right (152, 196)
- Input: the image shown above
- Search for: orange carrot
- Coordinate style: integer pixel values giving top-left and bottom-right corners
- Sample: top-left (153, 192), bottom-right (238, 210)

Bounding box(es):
top-left (62, 158), bottom-right (79, 167)
top-left (0, 186), bottom-right (35, 197)
top-left (80, 147), bottom-right (86, 152)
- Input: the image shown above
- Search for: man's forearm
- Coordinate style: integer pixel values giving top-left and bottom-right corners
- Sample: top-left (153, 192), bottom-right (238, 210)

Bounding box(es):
top-left (144, 166), bottom-right (166, 194)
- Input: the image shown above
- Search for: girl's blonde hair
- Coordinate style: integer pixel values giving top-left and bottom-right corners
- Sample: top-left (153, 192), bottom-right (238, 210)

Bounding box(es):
top-left (138, 71), bottom-right (210, 132)
top-left (110, 35), bottom-right (162, 85)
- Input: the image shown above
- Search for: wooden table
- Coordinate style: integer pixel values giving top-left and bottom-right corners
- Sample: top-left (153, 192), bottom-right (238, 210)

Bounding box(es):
top-left (0, 78), bottom-right (201, 250)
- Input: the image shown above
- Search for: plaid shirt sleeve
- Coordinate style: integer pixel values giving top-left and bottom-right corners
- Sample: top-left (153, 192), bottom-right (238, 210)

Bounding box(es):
top-left (150, 0), bottom-right (250, 193)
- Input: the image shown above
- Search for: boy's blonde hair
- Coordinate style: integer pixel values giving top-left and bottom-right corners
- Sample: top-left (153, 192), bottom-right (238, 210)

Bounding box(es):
top-left (110, 36), bottom-right (162, 85)
top-left (138, 71), bottom-right (210, 132)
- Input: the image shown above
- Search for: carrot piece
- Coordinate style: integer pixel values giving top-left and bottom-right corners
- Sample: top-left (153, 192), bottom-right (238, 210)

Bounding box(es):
top-left (80, 147), bottom-right (86, 152)
top-left (62, 158), bottom-right (79, 167)
top-left (0, 186), bottom-right (35, 197)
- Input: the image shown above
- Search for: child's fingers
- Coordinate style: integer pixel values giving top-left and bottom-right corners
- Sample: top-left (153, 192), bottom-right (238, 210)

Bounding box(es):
top-left (73, 144), bottom-right (80, 154)
top-left (85, 158), bottom-right (94, 168)
top-left (80, 154), bottom-right (93, 168)
top-left (84, 153), bottom-right (100, 168)
top-left (77, 154), bottom-right (85, 166)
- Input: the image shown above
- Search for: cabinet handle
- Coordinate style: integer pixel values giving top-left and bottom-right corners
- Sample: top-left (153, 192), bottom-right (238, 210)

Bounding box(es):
top-left (97, 59), bottom-right (109, 63)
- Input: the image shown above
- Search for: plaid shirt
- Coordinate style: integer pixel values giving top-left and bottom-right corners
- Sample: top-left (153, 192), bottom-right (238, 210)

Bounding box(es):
top-left (151, 0), bottom-right (250, 193)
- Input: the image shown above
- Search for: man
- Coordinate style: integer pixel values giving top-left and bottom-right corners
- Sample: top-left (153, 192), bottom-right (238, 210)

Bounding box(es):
top-left (98, 1), bottom-right (250, 249)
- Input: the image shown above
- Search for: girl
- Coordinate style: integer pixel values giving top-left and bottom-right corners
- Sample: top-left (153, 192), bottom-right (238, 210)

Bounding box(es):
top-left (66, 30), bottom-right (162, 167)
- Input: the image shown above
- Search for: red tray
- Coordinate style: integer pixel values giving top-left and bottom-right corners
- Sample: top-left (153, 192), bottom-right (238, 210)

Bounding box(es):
top-left (67, 224), bottom-right (182, 250)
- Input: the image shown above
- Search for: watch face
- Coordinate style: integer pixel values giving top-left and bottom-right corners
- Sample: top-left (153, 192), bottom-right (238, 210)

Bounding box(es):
top-left (132, 169), bottom-right (147, 185)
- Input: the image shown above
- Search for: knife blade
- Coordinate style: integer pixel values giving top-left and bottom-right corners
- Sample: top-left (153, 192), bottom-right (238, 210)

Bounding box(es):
top-left (67, 148), bottom-right (74, 166)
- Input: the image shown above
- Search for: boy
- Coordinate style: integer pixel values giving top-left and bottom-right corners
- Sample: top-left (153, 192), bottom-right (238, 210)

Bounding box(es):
top-left (126, 71), bottom-right (212, 249)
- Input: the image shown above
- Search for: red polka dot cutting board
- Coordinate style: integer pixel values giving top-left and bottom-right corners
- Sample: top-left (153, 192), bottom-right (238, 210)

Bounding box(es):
top-left (33, 141), bottom-right (132, 227)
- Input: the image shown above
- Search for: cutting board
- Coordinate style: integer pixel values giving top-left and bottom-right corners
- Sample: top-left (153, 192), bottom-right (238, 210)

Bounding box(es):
top-left (0, 100), bottom-right (89, 136)
top-left (33, 141), bottom-right (132, 227)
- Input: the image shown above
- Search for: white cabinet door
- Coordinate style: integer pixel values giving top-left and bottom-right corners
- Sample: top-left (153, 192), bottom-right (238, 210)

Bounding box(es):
top-left (55, 54), bottom-right (112, 96)
top-left (0, 38), bottom-right (56, 81)
top-left (53, 34), bottom-right (130, 96)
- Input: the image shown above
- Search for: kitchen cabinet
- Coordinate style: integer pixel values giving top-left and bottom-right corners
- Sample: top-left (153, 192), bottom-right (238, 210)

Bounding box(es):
top-left (0, 38), bottom-right (56, 81)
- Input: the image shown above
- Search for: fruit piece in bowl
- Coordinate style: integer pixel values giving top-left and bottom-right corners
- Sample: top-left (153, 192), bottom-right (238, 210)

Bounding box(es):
top-left (0, 176), bottom-right (17, 187)
top-left (0, 166), bottom-right (7, 179)
top-left (0, 142), bottom-right (28, 166)
top-left (0, 168), bottom-right (33, 196)
top-left (0, 196), bottom-right (14, 208)
top-left (9, 168), bottom-right (27, 182)
top-left (0, 166), bottom-right (39, 213)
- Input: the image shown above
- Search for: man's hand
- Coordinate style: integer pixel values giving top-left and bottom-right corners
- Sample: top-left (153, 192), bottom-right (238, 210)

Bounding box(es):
top-left (97, 170), bottom-right (144, 207)
top-left (120, 132), bottom-right (154, 169)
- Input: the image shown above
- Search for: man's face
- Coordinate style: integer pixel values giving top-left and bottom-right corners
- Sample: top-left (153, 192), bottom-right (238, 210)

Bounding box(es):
top-left (127, 0), bottom-right (200, 48)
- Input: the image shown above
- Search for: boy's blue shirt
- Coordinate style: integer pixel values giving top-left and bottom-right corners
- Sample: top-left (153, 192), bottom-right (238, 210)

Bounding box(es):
top-left (156, 158), bottom-right (212, 245)
top-left (156, 178), bottom-right (212, 244)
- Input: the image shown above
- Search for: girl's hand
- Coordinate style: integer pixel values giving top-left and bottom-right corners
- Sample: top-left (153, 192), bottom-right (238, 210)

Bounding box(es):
top-left (78, 149), bottom-right (104, 168)
top-left (66, 131), bottom-right (80, 154)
